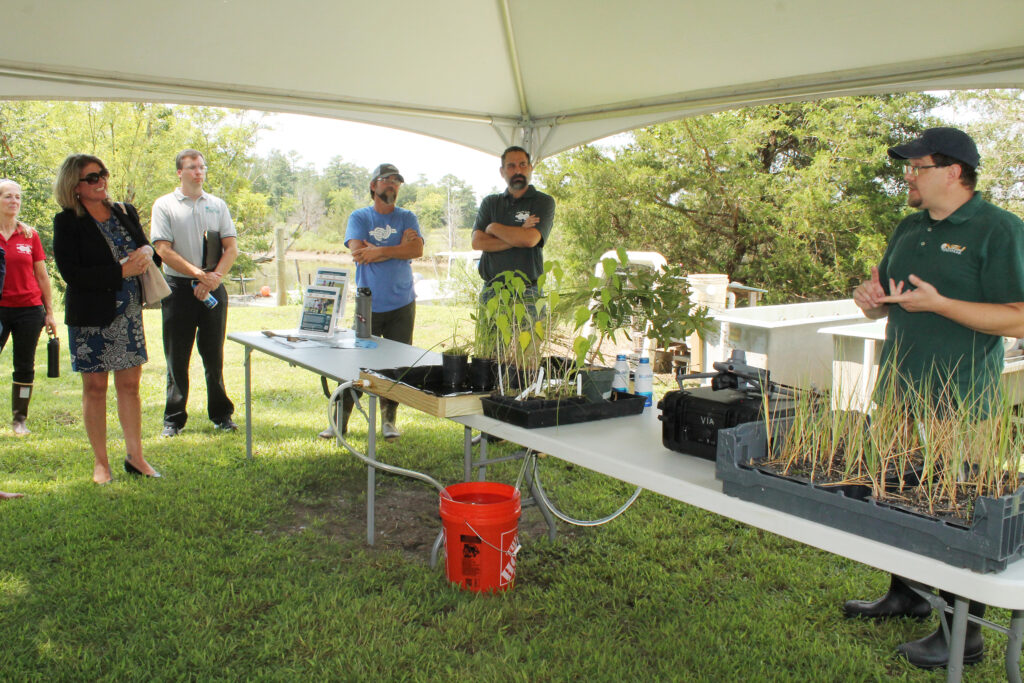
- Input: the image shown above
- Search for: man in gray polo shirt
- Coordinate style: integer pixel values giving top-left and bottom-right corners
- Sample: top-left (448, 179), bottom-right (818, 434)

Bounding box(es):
top-left (151, 149), bottom-right (239, 437)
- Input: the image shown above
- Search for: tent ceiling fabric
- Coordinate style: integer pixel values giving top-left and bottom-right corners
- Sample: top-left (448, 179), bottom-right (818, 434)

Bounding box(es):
top-left (3, 0), bottom-right (1023, 159)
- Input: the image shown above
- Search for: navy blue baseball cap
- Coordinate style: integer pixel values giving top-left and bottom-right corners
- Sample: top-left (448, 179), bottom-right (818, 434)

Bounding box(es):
top-left (888, 127), bottom-right (980, 169)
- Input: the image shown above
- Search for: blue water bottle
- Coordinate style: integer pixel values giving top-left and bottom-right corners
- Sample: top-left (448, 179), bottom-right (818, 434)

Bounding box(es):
top-left (635, 356), bottom-right (653, 408)
top-left (193, 283), bottom-right (218, 309)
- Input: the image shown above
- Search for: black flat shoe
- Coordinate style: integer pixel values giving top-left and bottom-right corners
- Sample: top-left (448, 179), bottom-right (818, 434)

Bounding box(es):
top-left (124, 458), bottom-right (161, 478)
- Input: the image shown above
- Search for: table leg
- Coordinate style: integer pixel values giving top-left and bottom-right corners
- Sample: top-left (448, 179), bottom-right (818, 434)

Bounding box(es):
top-left (1007, 609), bottom-right (1024, 683)
top-left (946, 595), bottom-right (969, 683)
top-left (521, 458), bottom-right (558, 542)
top-left (366, 394), bottom-right (377, 545)
top-left (478, 434), bottom-right (488, 481)
top-left (244, 347), bottom-right (253, 460)
top-left (463, 426), bottom-right (473, 481)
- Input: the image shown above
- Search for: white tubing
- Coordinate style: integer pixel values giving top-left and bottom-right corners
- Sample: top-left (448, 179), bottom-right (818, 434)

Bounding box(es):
top-left (528, 452), bottom-right (642, 527)
top-left (327, 381), bottom-right (450, 497)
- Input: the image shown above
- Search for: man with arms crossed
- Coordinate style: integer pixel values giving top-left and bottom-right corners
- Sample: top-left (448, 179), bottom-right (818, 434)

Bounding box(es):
top-left (151, 150), bottom-right (239, 437)
top-left (321, 164), bottom-right (423, 442)
top-left (847, 127), bottom-right (1024, 669)
top-left (471, 146), bottom-right (555, 302)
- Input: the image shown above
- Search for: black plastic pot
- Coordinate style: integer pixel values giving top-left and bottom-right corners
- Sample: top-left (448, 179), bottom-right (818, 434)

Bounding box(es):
top-left (469, 357), bottom-right (496, 392)
top-left (442, 353), bottom-right (469, 390)
top-left (579, 367), bottom-right (616, 402)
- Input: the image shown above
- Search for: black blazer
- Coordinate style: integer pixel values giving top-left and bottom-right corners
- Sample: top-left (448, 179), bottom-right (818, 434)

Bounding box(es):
top-left (53, 203), bottom-right (161, 327)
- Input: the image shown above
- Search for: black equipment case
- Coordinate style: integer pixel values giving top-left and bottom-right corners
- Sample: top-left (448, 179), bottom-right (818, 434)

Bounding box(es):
top-left (658, 386), bottom-right (795, 460)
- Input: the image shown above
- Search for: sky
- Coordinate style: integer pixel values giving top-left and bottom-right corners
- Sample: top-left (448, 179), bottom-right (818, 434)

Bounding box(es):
top-left (253, 113), bottom-right (507, 199)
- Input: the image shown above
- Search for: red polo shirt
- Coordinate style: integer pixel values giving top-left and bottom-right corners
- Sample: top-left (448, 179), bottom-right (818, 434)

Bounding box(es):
top-left (0, 228), bottom-right (45, 307)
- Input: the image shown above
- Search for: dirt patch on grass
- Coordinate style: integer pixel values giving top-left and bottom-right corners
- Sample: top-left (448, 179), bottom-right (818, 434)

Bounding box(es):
top-left (278, 479), bottom-right (567, 562)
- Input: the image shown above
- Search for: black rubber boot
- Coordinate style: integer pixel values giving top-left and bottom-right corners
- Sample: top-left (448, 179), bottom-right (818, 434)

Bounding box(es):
top-left (897, 596), bottom-right (985, 669)
top-left (319, 391), bottom-right (353, 439)
top-left (381, 401), bottom-right (400, 442)
top-left (843, 574), bottom-right (932, 619)
top-left (12, 382), bottom-right (32, 436)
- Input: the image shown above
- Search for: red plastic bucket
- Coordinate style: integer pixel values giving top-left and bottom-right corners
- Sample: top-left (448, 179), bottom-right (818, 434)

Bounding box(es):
top-left (439, 481), bottom-right (521, 592)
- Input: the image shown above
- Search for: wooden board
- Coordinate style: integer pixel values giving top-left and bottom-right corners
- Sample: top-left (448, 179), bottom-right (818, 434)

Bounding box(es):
top-left (358, 370), bottom-right (484, 417)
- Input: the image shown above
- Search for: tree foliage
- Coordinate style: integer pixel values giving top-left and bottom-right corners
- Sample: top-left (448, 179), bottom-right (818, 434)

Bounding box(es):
top-left (954, 89), bottom-right (1024, 216)
top-left (540, 95), bottom-right (941, 302)
top-left (0, 101), bottom-right (268, 277)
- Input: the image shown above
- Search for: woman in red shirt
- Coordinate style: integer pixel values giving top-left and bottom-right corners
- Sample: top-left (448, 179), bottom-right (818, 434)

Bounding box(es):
top-left (0, 179), bottom-right (57, 435)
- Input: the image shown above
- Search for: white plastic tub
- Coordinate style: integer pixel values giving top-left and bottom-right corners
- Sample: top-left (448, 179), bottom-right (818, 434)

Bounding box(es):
top-left (704, 299), bottom-right (864, 389)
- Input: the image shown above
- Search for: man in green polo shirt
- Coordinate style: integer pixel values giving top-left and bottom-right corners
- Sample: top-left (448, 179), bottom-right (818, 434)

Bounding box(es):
top-left (846, 127), bottom-right (1024, 670)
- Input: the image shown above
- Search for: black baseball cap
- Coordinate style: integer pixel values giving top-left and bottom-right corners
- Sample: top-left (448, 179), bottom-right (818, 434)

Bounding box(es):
top-left (371, 163), bottom-right (404, 183)
top-left (887, 127), bottom-right (980, 169)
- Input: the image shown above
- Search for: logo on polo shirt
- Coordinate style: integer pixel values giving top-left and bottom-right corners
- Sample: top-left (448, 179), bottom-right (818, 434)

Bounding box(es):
top-left (941, 243), bottom-right (966, 255)
top-left (369, 224), bottom-right (397, 243)
top-left (515, 210), bottom-right (531, 224)
top-left (16, 244), bottom-right (32, 255)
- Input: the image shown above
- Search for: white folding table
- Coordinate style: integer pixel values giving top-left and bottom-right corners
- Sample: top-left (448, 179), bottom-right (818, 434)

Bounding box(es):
top-left (230, 330), bottom-right (1024, 682)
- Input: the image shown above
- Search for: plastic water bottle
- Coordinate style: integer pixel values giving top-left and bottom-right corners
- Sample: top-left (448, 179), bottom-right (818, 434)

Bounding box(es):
top-left (193, 283), bottom-right (218, 309)
top-left (635, 356), bottom-right (653, 408)
top-left (612, 354), bottom-right (630, 393)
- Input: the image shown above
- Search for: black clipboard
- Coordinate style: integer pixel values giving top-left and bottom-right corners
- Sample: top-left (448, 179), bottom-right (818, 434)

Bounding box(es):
top-left (202, 231), bottom-right (222, 272)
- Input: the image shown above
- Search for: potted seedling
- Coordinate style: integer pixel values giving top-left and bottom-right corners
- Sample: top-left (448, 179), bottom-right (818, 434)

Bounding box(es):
top-left (570, 248), bottom-right (711, 400)
top-left (469, 293), bottom-right (501, 392)
top-left (479, 261), bottom-right (662, 427)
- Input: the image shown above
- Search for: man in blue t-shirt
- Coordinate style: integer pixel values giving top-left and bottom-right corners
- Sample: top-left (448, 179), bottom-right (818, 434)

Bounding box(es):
top-left (321, 164), bottom-right (423, 442)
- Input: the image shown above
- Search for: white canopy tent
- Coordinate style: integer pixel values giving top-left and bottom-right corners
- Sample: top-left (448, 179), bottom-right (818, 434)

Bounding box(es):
top-left (2, 0), bottom-right (1023, 160)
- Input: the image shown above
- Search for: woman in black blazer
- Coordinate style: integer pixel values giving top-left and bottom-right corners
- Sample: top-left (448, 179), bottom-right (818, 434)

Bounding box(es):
top-left (53, 154), bottom-right (162, 484)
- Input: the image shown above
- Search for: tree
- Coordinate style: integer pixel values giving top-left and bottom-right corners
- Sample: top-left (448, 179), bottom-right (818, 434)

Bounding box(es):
top-left (954, 89), bottom-right (1024, 216)
top-left (319, 156), bottom-right (370, 198)
top-left (0, 101), bottom-right (268, 284)
top-left (539, 94), bottom-right (940, 302)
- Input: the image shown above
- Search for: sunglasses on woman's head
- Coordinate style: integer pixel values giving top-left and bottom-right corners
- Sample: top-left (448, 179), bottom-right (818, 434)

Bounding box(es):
top-left (79, 169), bottom-right (109, 184)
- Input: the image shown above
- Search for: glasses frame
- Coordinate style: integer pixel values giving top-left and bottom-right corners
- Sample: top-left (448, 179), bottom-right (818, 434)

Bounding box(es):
top-left (903, 164), bottom-right (944, 177)
top-left (79, 169), bottom-right (110, 185)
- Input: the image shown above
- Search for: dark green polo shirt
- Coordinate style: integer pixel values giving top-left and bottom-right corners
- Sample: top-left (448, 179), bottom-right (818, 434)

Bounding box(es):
top-left (877, 192), bottom-right (1024, 414)
top-left (472, 185), bottom-right (555, 284)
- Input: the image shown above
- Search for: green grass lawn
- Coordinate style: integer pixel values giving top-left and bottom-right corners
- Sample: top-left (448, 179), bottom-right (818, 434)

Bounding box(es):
top-left (0, 302), bottom-right (1016, 681)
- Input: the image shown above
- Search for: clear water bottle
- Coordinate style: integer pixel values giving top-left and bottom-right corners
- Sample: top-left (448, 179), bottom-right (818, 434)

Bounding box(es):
top-left (635, 356), bottom-right (653, 408)
top-left (612, 354), bottom-right (630, 393)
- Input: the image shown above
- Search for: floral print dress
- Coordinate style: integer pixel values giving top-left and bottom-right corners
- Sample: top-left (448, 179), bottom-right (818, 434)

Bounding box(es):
top-left (68, 214), bottom-right (147, 372)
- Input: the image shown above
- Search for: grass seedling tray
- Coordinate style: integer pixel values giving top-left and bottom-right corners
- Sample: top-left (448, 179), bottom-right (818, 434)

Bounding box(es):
top-left (715, 420), bottom-right (1024, 573)
top-left (480, 391), bottom-right (646, 429)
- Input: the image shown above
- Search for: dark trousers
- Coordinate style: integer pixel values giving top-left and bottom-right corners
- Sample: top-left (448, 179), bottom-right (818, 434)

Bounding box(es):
top-left (0, 305), bottom-right (45, 384)
top-left (340, 300), bottom-right (416, 423)
top-left (161, 278), bottom-right (233, 428)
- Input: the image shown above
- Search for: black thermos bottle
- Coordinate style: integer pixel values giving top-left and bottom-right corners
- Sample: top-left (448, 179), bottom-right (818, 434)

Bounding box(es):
top-left (47, 333), bottom-right (60, 378)
top-left (355, 288), bottom-right (372, 339)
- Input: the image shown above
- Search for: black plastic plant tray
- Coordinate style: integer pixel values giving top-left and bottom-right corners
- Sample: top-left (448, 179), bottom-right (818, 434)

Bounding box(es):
top-left (715, 420), bottom-right (1024, 572)
top-left (480, 391), bottom-right (646, 429)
